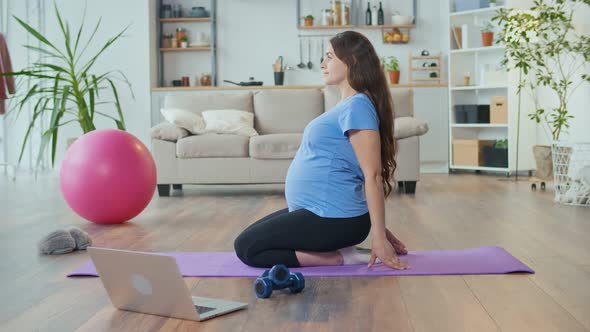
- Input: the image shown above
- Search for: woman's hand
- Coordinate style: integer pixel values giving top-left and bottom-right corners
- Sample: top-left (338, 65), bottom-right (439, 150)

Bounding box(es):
top-left (369, 239), bottom-right (410, 270)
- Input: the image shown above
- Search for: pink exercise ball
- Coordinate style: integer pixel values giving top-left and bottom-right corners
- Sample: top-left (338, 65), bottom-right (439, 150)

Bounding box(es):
top-left (60, 129), bottom-right (156, 224)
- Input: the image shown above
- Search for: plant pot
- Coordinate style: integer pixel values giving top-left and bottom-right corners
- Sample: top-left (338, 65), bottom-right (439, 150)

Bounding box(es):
top-left (180, 41), bottom-right (188, 48)
top-left (388, 70), bottom-right (400, 84)
top-left (532, 145), bottom-right (553, 180)
top-left (304, 18), bottom-right (314, 26)
top-left (481, 32), bottom-right (494, 47)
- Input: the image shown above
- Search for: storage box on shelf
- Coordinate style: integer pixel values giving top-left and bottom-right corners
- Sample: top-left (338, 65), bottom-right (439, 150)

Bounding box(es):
top-left (452, 139), bottom-right (494, 166)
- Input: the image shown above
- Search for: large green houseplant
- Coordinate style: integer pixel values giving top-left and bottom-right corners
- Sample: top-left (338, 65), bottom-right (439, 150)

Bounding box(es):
top-left (3, 3), bottom-right (132, 167)
top-left (493, 0), bottom-right (589, 181)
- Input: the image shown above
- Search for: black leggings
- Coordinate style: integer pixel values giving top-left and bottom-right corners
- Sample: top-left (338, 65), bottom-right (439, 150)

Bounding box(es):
top-left (233, 208), bottom-right (371, 268)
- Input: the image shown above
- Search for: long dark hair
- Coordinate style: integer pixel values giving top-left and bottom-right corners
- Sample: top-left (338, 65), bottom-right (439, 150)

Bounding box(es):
top-left (330, 31), bottom-right (397, 197)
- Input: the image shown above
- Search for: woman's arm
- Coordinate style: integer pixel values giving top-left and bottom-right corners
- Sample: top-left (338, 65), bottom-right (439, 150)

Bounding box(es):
top-left (348, 129), bottom-right (409, 270)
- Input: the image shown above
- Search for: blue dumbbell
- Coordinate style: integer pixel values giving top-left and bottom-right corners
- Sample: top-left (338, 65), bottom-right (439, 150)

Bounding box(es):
top-left (253, 264), bottom-right (305, 298)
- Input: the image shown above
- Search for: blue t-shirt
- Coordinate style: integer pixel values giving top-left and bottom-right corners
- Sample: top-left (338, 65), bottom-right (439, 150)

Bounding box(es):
top-left (285, 93), bottom-right (380, 218)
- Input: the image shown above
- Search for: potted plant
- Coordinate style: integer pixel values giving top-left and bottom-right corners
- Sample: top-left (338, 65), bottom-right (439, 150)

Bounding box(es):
top-left (480, 20), bottom-right (494, 47)
top-left (493, 0), bottom-right (589, 200)
top-left (302, 15), bottom-right (314, 27)
top-left (180, 36), bottom-right (189, 48)
top-left (1, 3), bottom-right (132, 168)
top-left (489, 0), bottom-right (497, 7)
top-left (382, 56), bottom-right (400, 84)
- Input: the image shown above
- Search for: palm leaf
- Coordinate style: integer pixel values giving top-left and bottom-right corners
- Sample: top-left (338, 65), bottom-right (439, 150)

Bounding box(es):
top-left (107, 78), bottom-right (126, 130)
top-left (12, 15), bottom-right (64, 57)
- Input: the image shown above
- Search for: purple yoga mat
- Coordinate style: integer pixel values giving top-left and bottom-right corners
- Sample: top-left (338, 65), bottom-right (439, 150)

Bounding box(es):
top-left (68, 246), bottom-right (533, 277)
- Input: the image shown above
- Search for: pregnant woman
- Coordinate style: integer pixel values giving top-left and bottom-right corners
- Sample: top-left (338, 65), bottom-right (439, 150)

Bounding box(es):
top-left (234, 31), bottom-right (409, 270)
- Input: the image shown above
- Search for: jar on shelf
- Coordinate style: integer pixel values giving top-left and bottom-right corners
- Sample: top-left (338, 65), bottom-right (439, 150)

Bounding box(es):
top-left (173, 4), bottom-right (183, 18)
top-left (322, 9), bottom-right (334, 26)
top-left (161, 5), bottom-right (172, 18)
top-left (341, 1), bottom-right (350, 26)
top-left (200, 73), bottom-right (212, 86)
top-left (161, 33), bottom-right (173, 48)
top-left (170, 37), bottom-right (178, 48)
top-left (175, 27), bottom-right (187, 48)
top-left (332, 1), bottom-right (342, 26)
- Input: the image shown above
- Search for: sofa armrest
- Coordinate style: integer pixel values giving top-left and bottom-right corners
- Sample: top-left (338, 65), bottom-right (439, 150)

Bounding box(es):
top-left (150, 122), bottom-right (189, 142)
top-left (394, 117), bottom-right (429, 140)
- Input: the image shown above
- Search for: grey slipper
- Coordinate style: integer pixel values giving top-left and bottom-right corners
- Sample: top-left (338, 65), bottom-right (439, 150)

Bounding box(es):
top-left (69, 228), bottom-right (92, 250)
top-left (38, 230), bottom-right (76, 255)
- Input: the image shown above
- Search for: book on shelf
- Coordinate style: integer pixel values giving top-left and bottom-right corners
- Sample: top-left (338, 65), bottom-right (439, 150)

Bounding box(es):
top-left (452, 26), bottom-right (462, 49)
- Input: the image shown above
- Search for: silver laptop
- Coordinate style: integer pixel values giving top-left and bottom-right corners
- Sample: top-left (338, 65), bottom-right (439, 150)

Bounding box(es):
top-left (88, 247), bottom-right (248, 321)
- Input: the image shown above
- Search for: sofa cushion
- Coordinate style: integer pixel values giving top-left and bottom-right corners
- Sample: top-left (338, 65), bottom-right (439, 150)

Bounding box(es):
top-left (164, 92), bottom-right (253, 114)
top-left (176, 134), bottom-right (249, 158)
top-left (394, 117), bottom-right (429, 139)
top-left (253, 89), bottom-right (324, 134)
top-left (150, 122), bottom-right (190, 142)
top-left (249, 133), bottom-right (302, 159)
top-left (323, 87), bottom-right (414, 118)
top-left (160, 107), bottom-right (206, 134)
top-left (202, 110), bottom-right (258, 137)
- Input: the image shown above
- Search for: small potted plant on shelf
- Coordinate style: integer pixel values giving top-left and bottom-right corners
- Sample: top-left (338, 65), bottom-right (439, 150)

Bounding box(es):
top-left (489, 0), bottom-right (497, 7)
top-left (302, 15), bottom-right (314, 27)
top-left (480, 20), bottom-right (494, 47)
top-left (382, 56), bottom-right (400, 84)
top-left (180, 36), bottom-right (189, 48)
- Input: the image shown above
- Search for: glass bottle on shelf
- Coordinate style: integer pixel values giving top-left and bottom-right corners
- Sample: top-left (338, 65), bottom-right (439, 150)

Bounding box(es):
top-left (366, 2), bottom-right (372, 26)
top-left (322, 9), bottom-right (334, 26)
top-left (378, 2), bottom-right (384, 25)
top-left (175, 27), bottom-right (186, 48)
top-left (371, 5), bottom-right (378, 26)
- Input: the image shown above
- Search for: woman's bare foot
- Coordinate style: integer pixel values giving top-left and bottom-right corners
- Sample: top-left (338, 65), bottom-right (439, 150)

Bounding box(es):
top-left (296, 250), bottom-right (343, 266)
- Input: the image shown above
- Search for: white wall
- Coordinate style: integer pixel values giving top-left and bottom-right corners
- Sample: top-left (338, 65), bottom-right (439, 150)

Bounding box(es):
top-left (535, 2), bottom-right (590, 144)
top-left (2, 0), bottom-right (151, 170)
top-left (3, 0), bottom-right (449, 171)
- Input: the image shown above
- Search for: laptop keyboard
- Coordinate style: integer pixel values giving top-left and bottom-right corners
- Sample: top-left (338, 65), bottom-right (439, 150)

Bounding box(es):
top-left (195, 305), bottom-right (216, 314)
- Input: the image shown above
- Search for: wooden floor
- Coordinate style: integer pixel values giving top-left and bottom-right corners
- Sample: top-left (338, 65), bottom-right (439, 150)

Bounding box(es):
top-left (0, 173), bottom-right (589, 332)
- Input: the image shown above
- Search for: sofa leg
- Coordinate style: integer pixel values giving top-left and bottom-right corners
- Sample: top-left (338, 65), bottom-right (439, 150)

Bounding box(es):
top-left (172, 184), bottom-right (183, 191)
top-left (402, 181), bottom-right (417, 194)
top-left (157, 184), bottom-right (171, 197)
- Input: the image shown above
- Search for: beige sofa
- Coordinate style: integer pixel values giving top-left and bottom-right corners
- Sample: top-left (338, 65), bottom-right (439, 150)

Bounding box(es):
top-left (151, 87), bottom-right (428, 196)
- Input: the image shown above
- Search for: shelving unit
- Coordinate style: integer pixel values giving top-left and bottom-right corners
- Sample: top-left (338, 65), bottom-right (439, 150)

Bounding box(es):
top-left (295, 0), bottom-right (417, 35)
top-left (409, 53), bottom-right (442, 83)
top-left (155, 0), bottom-right (217, 87)
top-left (447, 0), bottom-right (535, 175)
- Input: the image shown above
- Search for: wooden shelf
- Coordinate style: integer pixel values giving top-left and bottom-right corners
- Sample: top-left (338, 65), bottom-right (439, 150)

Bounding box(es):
top-left (412, 55), bottom-right (441, 59)
top-left (151, 83), bottom-right (448, 92)
top-left (159, 17), bottom-right (211, 23)
top-left (412, 67), bottom-right (440, 71)
top-left (160, 46), bottom-right (211, 52)
top-left (357, 24), bottom-right (415, 29)
top-left (298, 25), bottom-right (354, 30)
top-left (297, 24), bottom-right (415, 30)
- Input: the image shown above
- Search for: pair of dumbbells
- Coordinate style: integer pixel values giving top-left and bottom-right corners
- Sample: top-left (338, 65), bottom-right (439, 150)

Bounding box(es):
top-left (253, 264), bottom-right (305, 298)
